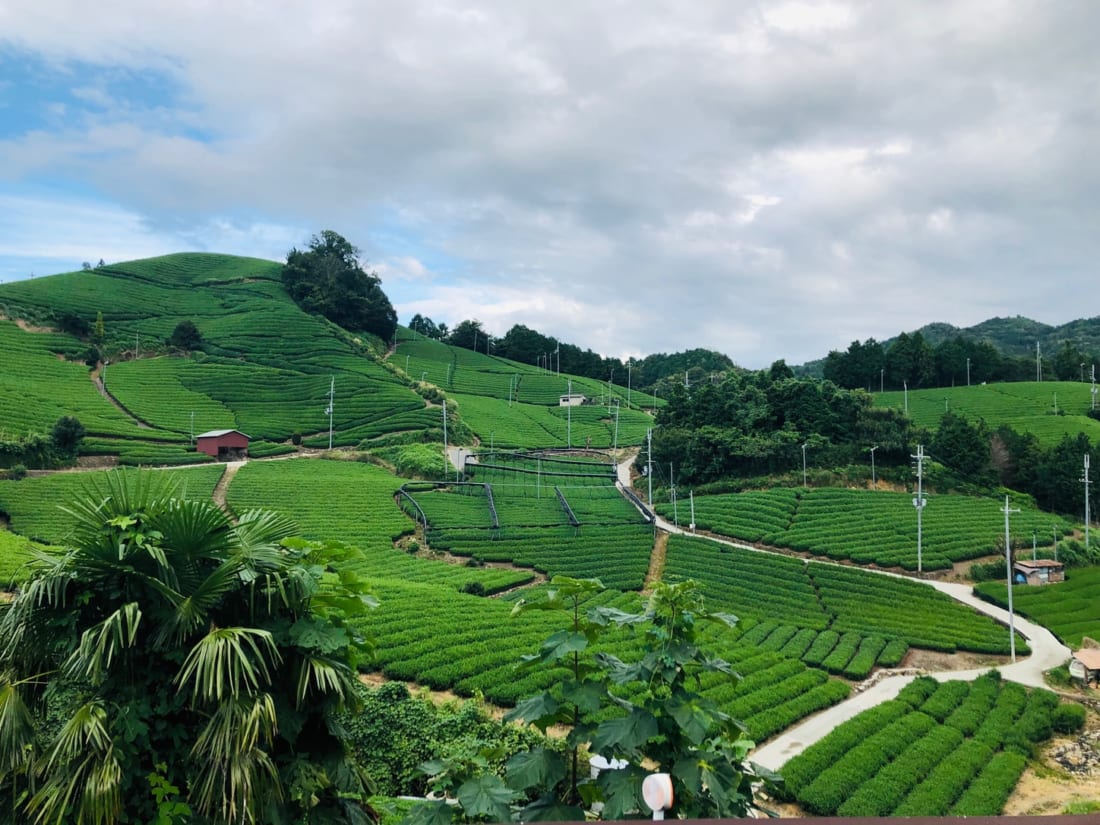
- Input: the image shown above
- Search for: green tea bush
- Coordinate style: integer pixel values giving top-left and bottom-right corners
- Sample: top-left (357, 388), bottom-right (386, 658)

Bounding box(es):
top-left (1052, 702), bottom-right (1087, 734)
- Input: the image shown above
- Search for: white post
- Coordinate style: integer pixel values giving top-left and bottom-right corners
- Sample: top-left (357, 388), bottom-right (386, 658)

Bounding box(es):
top-left (326, 376), bottom-right (335, 450)
top-left (912, 444), bottom-right (927, 574)
top-left (442, 400), bottom-right (448, 477)
top-left (647, 428), bottom-right (653, 507)
top-left (1003, 495), bottom-right (1021, 663)
top-left (870, 445), bottom-right (878, 485)
top-left (801, 442), bottom-right (808, 487)
top-left (567, 379), bottom-right (572, 448)
top-left (190, 411), bottom-right (194, 444)
top-left (904, 381), bottom-right (909, 413)
top-left (689, 490), bottom-right (695, 534)
top-left (1084, 454), bottom-right (1091, 551)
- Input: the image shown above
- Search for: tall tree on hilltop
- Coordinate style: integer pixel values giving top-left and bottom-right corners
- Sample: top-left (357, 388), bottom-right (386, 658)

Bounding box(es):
top-left (283, 230), bottom-right (397, 342)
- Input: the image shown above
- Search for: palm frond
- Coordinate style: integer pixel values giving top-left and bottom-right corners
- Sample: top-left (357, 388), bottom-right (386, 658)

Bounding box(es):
top-left (62, 603), bottom-right (142, 685)
top-left (0, 676), bottom-right (37, 777)
top-left (294, 655), bottom-right (356, 709)
top-left (233, 510), bottom-right (299, 561)
top-left (176, 627), bottom-right (281, 705)
top-left (189, 694), bottom-right (283, 824)
top-left (28, 700), bottom-right (122, 825)
top-left (152, 559), bottom-right (244, 650)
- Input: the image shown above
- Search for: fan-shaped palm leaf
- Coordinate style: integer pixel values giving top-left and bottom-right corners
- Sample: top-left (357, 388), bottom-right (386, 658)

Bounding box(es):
top-left (63, 603), bottom-right (142, 685)
top-left (176, 627), bottom-right (281, 704)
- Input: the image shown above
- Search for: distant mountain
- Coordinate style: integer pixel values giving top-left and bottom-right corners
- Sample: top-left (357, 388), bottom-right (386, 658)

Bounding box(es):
top-left (798, 315), bottom-right (1100, 377)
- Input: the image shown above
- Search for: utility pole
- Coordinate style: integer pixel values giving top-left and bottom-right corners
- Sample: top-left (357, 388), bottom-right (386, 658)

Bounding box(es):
top-left (880, 368), bottom-right (884, 393)
top-left (1036, 341), bottom-right (1042, 382)
top-left (627, 363), bottom-right (632, 407)
top-left (647, 428), bottom-right (653, 507)
top-left (1083, 454), bottom-right (1091, 551)
top-left (1092, 365), bottom-right (1097, 411)
top-left (190, 411), bottom-right (194, 444)
top-left (1003, 495), bottom-right (1021, 663)
top-left (613, 400), bottom-right (620, 450)
top-left (801, 442), bottom-right (808, 488)
top-left (670, 463), bottom-right (678, 527)
top-left (689, 489), bottom-right (696, 533)
top-left (903, 380), bottom-right (909, 414)
top-left (1053, 524), bottom-right (1059, 562)
top-left (442, 399), bottom-right (448, 478)
top-left (966, 357), bottom-right (970, 386)
top-left (912, 444), bottom-right (928, 574)
top-left (870, 445), bottom-right (878, 486)
top-left (567, 379), bottom-right (572, 448)
top-left (325, 376), bottom-right (335, 450)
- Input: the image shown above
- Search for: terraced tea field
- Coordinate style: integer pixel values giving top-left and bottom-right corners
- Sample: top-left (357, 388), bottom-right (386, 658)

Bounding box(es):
top-left (975, 565), bottom-right (1100, 648)
top-left (660, 487), bottom-right (1074, 570)
top-left (874, 381), bottom-right (1100, 446)
top-left (781, 673), bottom-right (1067, 816)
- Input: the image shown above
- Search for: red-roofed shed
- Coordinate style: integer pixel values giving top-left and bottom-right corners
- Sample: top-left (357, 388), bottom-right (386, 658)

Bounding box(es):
top-left (195, 429), bottom-right (250, 460)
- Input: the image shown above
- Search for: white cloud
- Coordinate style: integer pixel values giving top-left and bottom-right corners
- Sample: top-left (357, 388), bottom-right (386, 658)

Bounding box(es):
top-left (2, 1), bottom-right (1100, 365)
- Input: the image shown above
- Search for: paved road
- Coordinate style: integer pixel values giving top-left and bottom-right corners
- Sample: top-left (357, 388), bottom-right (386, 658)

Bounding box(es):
top-left (613, 451), bottom-right (1072, 772)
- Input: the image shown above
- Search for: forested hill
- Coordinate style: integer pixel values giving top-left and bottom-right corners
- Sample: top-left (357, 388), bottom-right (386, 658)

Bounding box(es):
top-left (914, 316), bottom-right (1100, 357)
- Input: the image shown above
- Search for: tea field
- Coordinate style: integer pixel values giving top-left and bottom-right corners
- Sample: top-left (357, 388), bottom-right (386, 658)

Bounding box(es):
top-left (659, 487), bottom-right (1074, 571)
top-left (782, 673), bottom-right (1072, 816)
top-left (874, 381), bottom-right (1100, 446)
top-left (975, 565), bottom-right (1100, 647)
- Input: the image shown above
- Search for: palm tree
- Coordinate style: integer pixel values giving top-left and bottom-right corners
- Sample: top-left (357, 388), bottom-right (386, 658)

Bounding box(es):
top-left (0, 470), bottom-right (375, 824)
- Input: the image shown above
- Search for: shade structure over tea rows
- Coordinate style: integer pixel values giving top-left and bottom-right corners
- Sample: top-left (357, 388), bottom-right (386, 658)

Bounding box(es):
top-left (661, 487), bottom-right (1073, 571)
top-left (399, 452), bottom-right (654, 590)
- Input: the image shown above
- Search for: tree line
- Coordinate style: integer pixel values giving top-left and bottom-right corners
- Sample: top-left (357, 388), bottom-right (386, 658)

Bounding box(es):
top-left (407, 314), bottom-right (734, 391)
top-left (822, 333), bottom-right (1099, 391)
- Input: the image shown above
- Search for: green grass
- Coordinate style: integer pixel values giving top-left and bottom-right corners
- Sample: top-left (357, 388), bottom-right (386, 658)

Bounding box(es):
top-left (0, 531), bottom-right (56, 586)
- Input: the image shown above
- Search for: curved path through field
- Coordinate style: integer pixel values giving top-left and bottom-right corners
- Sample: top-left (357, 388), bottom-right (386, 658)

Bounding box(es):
top-left (613, 455), bottom-right (1072, 771)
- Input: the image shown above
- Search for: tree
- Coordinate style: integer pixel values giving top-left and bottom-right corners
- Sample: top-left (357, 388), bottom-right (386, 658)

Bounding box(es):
top-left (0, 471), bottom-right (376, 824)
top-left (409, 578), bottom-right (773, 823)
top-left (51, 415), bottom-right (85, 457)
top-left (930, 411), bottom-right (990, 480)
top-left (447, 320), bottom-right (486, 352)
top-left (282, 230), bottom-right (398, 341)
top-left (168, 319), bottom-right (204, 351)
top-left (93, 311), bottom-right (105, 344)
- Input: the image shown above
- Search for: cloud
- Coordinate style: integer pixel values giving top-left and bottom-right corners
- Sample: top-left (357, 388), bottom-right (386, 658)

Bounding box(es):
top-left (2, 1), bottom-right (1100, 366)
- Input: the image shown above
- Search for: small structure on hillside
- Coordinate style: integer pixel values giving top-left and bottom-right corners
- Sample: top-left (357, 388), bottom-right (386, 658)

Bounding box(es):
top-left (1012, 558), bottom-right (1065, 585)
top-left (1069, 649), bottom-right (1100, 686)
top-left (195, 429), bottom-right (250, 460)
top-left (559, 393), bottom-right (588, 406)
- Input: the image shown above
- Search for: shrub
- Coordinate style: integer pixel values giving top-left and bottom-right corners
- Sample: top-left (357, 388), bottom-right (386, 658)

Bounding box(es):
top-left (1052, 703), bottom-right (1087, 734)
top-left (460, 581), bottom-right (486, 596)
top-left (8, 464), bottom-right (27, 481)
top-left (291, 431), bottom-right (302, 445)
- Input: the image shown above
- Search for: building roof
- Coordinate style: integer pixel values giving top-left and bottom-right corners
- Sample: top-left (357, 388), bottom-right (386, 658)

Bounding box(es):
top-left (1013, 559), bottom-right (1064, 570)
top-left (195, 429), bottom-right (250, 439)
top-left (1073, 649), bottom-right (1100, 669)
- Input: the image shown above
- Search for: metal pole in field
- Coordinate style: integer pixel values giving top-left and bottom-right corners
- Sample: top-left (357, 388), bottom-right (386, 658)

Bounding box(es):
top-left (966, 357), bottom-right (970, 386)
top-left (671, 463), bottom-right (678, 527)
top-left (190, 411), bottom-right (194, 444)
top-left (801, 442), bottom-right (808, 487)
top-left (1003, 494), bottom-right (1021, 663)
top-left (880, 368), bottom-right (884, 393)
top-left (567, 379), bottom-right (572, 448)
top-left (1053, 524), bottom-right (1059, 562)
top-left (903, 381), bottom-right (908, 413)
top-left (627, 364), bottom-right (632, 407)
top-left (405, 354), bottom-right (410, 375)
top-left (647, 428), bottom-right (653, 507)
top-left (689, 490), bottom-right (695, 534)
top-left (614, 401), bottom-right (620, 450)
top-left (326, 376), bottom-right (335, 450)
top-left (442, 400), bottom-right (448, 478)
top-left (870, 445), bottom-right (878, 485)
top-left (1083, 454), bottom-right (1091, 551)
top-left (1036, 341), bottom-right (1041, 382)
top-left (912, 444), bottom-right (927, 574)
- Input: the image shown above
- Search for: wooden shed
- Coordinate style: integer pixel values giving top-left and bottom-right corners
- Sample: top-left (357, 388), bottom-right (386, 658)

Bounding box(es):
top-left (1069, 649), bottom-right (1100, 686)
top-left (1012, 559), bottom-right (1065, 585)
top-left (195, 429), bottom-right (250, 460)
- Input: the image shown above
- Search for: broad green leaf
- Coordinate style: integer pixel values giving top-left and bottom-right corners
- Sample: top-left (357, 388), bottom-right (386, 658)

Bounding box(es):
top-left (505, 747), bottom-right (566, 791)
top-left (669, 697), bottom-right (714, 745)
top-left (288, 617), bottom-right (349, 654)
top-left (560, 679), bottom-right (605, 714)
top-left (595, 764), bottom-right (646, 819)
top-left (518, 794), bottom-right (586, 822)
top-left (590, 709), bottom-right (657, 754)
top-left (401, 800), bottom-right (455, 825)
top-left (503, 692), bottom-right (560, 727)
top-left (540, 630), bottom-right (588, 662)
top-left (454, 774), bottom-right (517, 822)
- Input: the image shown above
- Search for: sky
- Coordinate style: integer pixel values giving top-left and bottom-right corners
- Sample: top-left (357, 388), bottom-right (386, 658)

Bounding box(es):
top-left (2, 1), bottom-right (1099, 368)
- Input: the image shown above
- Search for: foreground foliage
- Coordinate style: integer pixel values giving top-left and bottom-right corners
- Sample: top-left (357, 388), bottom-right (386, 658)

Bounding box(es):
top-left (0, 471), bottom-right (376, 824)
top-left (406, 578), bottom-right (775, 823)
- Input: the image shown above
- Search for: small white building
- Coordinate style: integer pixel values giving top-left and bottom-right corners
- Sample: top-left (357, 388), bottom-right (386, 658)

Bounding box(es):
top-left (559, 393), bottom-right (588, 407)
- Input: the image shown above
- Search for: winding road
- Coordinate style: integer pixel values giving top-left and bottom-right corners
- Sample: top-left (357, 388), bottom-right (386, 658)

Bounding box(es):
top-left (612, 452), bottom-right (1072, 772)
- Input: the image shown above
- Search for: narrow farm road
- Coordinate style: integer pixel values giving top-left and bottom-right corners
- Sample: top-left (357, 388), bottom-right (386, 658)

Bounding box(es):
top-left (613, 454), bottom-right (1073, 772)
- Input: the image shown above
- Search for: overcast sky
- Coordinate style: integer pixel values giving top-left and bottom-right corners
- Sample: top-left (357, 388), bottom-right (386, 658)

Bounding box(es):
top-left (2, 1), bottom-right (1098, 368)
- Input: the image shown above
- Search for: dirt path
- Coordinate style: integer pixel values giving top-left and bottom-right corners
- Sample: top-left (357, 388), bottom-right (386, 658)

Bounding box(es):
top-left (643, 530), bottom-right (667, 593)
top-left (90, 366), bottom-right (153, 428)
top-left (211, 460), bottom-right (246, 512)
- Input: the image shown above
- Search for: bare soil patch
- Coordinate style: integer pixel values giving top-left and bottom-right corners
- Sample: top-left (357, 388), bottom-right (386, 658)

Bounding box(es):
top-left (643, 530), bottom-right (668, 593)
top-left (1004, 708), bottom-right (1100, 815)
top-left (902, 647), bottom-right (1013, 672)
